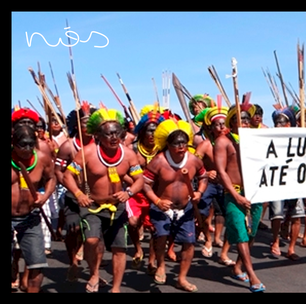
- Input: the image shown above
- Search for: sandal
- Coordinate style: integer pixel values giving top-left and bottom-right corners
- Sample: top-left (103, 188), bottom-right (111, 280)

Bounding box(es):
top-left (218, 258), bottom-right (236, 266)
top-left (175, 281), bottom-right (198, 292)
top-left (154, 273), bottom-right (166, 285)
top-left (201, 245), bottom-right (213, 257)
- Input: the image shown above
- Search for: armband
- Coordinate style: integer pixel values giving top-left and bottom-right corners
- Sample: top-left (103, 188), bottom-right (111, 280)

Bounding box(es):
top-left (143, 168), bottom-right (156, 182)
top-left (55, 157), bottom-right (67, 168)
top-left (129, 164), bottom-right (143, 176)
top-left (196, 166), bottom-right (206, 178)
top-left (66, 161), bottom-right (82, 176)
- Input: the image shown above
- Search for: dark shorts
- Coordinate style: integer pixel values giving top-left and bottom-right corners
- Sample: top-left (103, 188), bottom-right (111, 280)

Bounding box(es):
top-left (64, 191), bottom-right (81, 232)
top-left (149, 201), bottom-right (196, 244)
top-left (79, 202), bottom-right (128, 252)
top-left (11, 210), bottom-right (48, 269)
top-left (224, 192), bottom-right (262, 245)
top-left (198, 182), bottom-right (225, 217)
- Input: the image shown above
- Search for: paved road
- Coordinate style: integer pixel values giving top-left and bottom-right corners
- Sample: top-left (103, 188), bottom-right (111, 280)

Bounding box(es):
top-left (12, 214), bottom-right (305, 293)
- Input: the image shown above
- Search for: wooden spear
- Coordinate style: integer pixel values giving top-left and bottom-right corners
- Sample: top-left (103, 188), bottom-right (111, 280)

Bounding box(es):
top-left (208, 65), bottom-right (231, 107)
top-left (172, 72), bottom-right (196, 133)
top-left (274, 50), bottom-right (289, 107)
top-left (116, 72), bottom-right (140, 123)
top-left (229, 57), bottom-right (242, 128)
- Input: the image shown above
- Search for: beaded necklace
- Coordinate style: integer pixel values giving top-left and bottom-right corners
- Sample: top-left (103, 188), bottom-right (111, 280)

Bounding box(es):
top-left (73, 136), bottom-right (94, 151)
top-left (11, 149), bottom-right (38, 190)
top-left (11, 149), bottom-right (38, 171)
top-left (137, 142), bottom-right (158, 164)
top-left (97, 143), bottom-right (124, 183)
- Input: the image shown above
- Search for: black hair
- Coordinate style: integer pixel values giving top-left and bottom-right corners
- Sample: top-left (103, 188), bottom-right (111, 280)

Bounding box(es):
top-left (254, 104), bottom-right (264, 116)
top-left (37, 116), bottom-right (46, 131)
top-left (167, 130), bottom-right (189, 145)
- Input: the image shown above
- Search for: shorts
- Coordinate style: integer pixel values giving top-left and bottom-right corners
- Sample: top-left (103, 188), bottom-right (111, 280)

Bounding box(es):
top-left (64, 191), bottom-right (81, 232)
top-left (224, 192), bottom-right (262, 245)
top-left (126, 191), bottom-right (153, 228)
top-left (149, 201), bottom-right (196, 244)
top-left (198, 182), bottom-right (225, 217)
top-left (79, 202), bottom-right (128, 252)
top-left (269, 198), bottom-right (305, 221)
top-left (11, 210), bottom-right (48, 269)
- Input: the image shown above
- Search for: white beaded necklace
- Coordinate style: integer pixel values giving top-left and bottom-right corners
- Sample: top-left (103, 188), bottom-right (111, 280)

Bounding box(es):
top-left (165, 150), bottom-right (188, 169)
top-left (97, 143), bottom-right (124, 167)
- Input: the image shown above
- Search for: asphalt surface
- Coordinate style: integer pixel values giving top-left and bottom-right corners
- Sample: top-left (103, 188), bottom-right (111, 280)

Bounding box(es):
top-left (12, 213), bottom-right (306, 293)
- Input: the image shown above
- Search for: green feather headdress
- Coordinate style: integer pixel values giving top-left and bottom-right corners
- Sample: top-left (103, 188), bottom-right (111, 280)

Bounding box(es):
top-left (87, 108), bottom-right (125, 135)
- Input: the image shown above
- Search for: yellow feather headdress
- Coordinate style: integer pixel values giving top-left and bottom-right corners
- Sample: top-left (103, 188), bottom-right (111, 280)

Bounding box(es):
top-left (154, 118), bottom-right (194, 151)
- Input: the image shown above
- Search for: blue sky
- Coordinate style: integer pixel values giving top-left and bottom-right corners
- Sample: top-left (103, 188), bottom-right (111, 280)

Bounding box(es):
top-left (12, 11), bottom-right (306, 127)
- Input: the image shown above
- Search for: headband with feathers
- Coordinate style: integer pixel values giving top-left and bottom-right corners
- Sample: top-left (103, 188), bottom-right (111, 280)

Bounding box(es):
top-left (12, 107), bottom-right (39, 124)
top-left (86, 108), bottom-right (125, 135)
top-left (134, 111), bottom-right (165, 135)
top-left (188, 94), bottom-right (214, 115)
top-left (272, 106), bottom-right (297, 127)
top-left (154, 118), bottom-right (193, 151)
top-left (204, 95), bottom-right (228, 125)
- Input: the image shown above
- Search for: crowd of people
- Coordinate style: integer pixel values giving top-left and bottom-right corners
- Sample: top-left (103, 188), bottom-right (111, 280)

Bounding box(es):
top-left (11, 93), bottom-right (306, 293)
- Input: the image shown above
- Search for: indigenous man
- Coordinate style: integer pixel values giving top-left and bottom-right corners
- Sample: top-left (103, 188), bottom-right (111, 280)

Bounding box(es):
top-left (62, 108), bottom-right (144, 293)
top-left (195, 105), bottom-right (235, 266)
top-left (54, 102), bottom-right (96, 282)
top-left (11, 125), bottom-right (57, 293)
top-left (269, 107), bottom-right (305, 260)
top-left (188, 94), bottom-right (213, 143)
top-left (125, 109), bottom-right (164, 274)
top-left (214, 103), bottom-right (266, 292)
top-left (250, 104), bottom-right (269, 129)
top-left (143, 118), bottom-right (208, 292)
top-left (11, 107), bottom-right (56, 291)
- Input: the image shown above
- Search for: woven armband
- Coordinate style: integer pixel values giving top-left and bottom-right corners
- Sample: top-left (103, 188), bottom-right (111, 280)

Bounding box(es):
top-left (129, 164), bottom-right (143, 176)
top-left (66, 161), bottom-right (82, 176)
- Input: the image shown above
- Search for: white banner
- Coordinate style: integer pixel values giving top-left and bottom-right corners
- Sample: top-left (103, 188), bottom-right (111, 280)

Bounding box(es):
top-left (239, 127), bottom-right (306, 204)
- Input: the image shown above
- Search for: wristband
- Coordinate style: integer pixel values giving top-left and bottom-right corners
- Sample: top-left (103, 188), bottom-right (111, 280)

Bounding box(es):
top-left (74, 190), bottom-right (83, 198)
top-left (154, 198), bottom-right (161, 206)
top-left (197, 190), bottom-right (204, 195)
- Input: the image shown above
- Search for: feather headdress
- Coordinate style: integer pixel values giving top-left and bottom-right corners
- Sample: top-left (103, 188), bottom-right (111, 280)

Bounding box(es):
top-left (188, 94), bottom-right (214, 115)
top-left (134, 111), bottom-right (165, 135)
top-left (204, 95), bottom-right (228, 126)
top-left (194, 107), bottom-right (211, 125)
top-left (154, 118), bottom-right (193, 151)
top-left (87, 108), bottom-right (125, 135)
top-left (272, 106), bottom-right (297, 127)
top-left (225, 102), bottom-right (256, 128)
top-left (12, 107), bottom-right (39, 124)
top-left (139, 104), bottom-right (166, 117)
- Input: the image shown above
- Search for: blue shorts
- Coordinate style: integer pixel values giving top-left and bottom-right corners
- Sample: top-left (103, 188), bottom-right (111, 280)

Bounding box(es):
top-left (269, 198), bottom-right (305, 221)
top-left (149, 201), bottom-right (196, 244)
top-left (11, 210), bottom-right (48, 269)
top-left (198, 182), bottom-right (225, 217)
